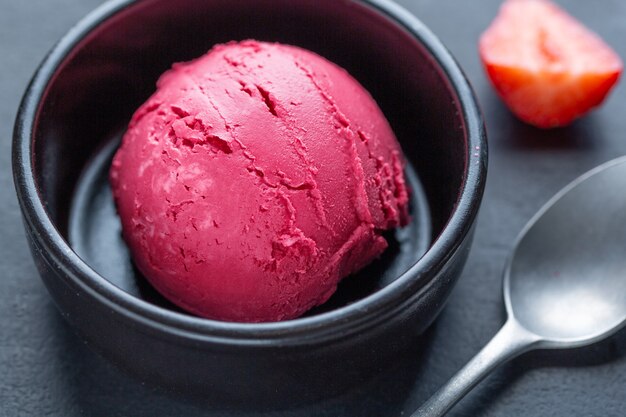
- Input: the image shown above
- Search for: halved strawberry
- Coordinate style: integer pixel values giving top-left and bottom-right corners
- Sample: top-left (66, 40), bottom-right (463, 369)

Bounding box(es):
top-left (479, 0), bottom-right (623, 128)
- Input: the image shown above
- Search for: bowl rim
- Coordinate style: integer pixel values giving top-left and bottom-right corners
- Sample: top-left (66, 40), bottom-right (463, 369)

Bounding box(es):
top-left (12, 0), bottom-right (487, 346)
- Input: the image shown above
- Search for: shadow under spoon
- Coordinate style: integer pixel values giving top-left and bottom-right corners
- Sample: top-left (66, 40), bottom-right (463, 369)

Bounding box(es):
top-left (412, 156), bottom-right (626, 416)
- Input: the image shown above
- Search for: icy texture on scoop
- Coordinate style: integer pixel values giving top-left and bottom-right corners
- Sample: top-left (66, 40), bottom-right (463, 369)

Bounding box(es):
top-left (110, 41), bottom-right (409, 322)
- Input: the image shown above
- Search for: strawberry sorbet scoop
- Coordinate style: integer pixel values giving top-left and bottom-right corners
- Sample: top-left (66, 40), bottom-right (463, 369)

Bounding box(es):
top-left (110, 41), bottom-right (410, 322)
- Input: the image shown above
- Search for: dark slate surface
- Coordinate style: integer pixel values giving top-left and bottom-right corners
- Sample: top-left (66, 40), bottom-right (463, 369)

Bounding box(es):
top-left (2, 0), bottom-right (625, 416)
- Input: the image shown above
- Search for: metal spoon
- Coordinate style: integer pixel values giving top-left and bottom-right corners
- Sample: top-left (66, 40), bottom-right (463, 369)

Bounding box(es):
top-left (413, 157), bottom-right (626, 417)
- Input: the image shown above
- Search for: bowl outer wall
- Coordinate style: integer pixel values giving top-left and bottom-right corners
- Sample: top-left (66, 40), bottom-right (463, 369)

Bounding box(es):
top-left (12, 0), bottom-right (486, 348)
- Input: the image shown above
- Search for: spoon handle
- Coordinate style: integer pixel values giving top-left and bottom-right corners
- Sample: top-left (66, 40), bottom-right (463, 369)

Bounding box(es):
top-left (411, 319), bottom-right (541, 417)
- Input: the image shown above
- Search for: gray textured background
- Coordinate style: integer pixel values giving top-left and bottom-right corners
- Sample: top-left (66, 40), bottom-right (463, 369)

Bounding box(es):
top-left (1, 0), bottom-right (625, 416)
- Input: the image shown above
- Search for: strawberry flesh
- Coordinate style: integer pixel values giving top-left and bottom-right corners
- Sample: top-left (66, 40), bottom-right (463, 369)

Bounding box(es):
top-left (480, 0), bottom-right (623, 128)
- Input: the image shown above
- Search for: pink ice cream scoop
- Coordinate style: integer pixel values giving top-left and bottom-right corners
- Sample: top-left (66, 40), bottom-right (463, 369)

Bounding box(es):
top-left (110, 40), bottom-right (409, 322)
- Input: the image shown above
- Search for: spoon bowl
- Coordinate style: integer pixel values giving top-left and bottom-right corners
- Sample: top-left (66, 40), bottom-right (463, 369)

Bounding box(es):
top-left (505, 157), bottom-right (626, 346)
top-left (414, 156), bottom-right (626, 416)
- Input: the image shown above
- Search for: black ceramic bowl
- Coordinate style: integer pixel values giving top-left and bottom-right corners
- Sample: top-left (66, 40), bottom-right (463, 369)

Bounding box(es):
top-left (13, 0), bottom-right (486, 408)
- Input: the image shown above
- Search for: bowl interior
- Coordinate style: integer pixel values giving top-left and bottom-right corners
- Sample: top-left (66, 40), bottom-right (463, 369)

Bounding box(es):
top-left (32, 0), bottom-right (468, 318)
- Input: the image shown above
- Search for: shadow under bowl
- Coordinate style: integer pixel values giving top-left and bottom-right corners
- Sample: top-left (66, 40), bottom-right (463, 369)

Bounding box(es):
top-left (12, 0), bottom-right (487, 408)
